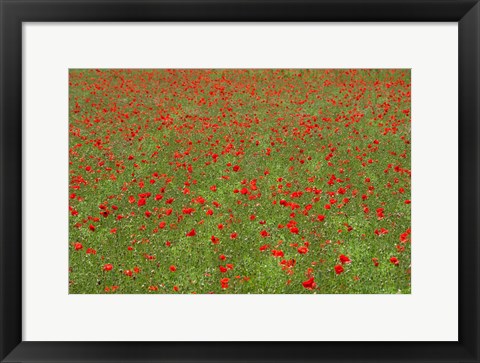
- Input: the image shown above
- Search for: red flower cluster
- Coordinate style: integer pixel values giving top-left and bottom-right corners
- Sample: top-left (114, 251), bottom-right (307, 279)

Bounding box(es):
top-left (68, 69), bottom-right (411, 294)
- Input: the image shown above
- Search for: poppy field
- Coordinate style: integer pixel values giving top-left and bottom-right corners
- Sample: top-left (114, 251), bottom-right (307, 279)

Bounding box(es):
top-left (69, 69), bottom-right (411, 294)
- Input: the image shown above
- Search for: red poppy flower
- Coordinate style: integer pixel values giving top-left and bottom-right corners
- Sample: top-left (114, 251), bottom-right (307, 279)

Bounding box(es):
top-left (69, 69), bottom-right (411, 294)
top-left (144, 254), bottom-right (156, 261)
top-left (170, 265), bottom-right (177, 272)
top-left (195, 196), bottom-right (206, 204)
top-left (103, 264), bottom-right (113, 271)
top-left (297, 246), bottom-right (308, 254)
top-left (390, 256), bottom-right (399, 265)
top-left (220, 278), bottom-right (229, 289)
top-left (272, 250), bottom-right (284, 258)
top-left (302, 277), bottom-right (316, 289)
top-left (260, 230), bottom-right (269, 237)
top-left (86, 248), bottom-right (96, 254)
top-left (400, 229), bottom-right (411, 243)
top-left (289, 227), bottom-right (299, 234)
top-left (376, 208), bottom-right (384, 220)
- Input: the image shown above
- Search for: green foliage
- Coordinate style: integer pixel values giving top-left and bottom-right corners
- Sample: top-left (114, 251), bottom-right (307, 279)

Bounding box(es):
top-left (68, 69), bottom-right (411, 294)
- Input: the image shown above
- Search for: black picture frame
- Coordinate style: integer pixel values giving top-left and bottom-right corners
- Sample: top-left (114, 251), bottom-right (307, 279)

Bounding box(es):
top-left (1, 0), bottom-right (479, 362)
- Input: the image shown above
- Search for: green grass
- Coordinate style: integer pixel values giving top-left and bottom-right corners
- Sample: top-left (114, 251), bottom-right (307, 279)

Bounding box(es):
top-left (69, 69), bottom-right (411, 294)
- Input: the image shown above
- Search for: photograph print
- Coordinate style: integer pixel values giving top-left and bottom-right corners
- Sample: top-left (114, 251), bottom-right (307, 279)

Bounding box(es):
top-left (68, 69), bottom-right (411, 294)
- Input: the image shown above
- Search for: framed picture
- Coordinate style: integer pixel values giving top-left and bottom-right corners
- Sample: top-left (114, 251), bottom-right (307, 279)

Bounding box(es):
top-left (1, 0), bottom-right (479, 362)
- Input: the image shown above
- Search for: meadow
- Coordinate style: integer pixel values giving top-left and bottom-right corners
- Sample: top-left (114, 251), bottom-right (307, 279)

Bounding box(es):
top-left (69, 69), bottom-right (411, 294)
